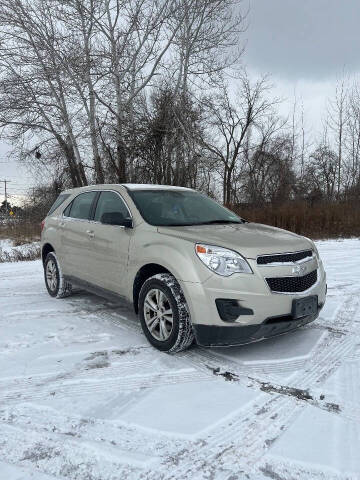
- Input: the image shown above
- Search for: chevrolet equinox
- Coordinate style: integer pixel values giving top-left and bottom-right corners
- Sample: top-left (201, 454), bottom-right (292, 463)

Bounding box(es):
top-left (41, 184), bottom-right (327, 352)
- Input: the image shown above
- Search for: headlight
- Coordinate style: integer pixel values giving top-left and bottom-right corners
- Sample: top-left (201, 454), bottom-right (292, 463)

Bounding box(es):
top-left (195, 244), bottom-right (252, 276)
top-left (302, 236), bottom-right (320, 260)
top-left (312, 243), bottom-right (319, 259)
top-left (305, 237), bottom-right (320, 259)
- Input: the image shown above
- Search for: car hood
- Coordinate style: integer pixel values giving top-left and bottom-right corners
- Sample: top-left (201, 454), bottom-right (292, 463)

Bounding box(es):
top-left (157, 222), bottom-right (312, 259)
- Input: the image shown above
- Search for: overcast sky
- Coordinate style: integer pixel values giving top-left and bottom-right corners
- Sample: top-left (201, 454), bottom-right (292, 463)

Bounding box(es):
top-left (1, 0), bottom-right (358, 203)
top-left (245, 0), bottom-right (359, 79)
top-left (243, 0), bottom-right (359, 130)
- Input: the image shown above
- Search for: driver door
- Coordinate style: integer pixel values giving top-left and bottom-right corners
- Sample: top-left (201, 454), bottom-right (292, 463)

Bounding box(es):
top-left (86, 190), bottom-right (132, 295)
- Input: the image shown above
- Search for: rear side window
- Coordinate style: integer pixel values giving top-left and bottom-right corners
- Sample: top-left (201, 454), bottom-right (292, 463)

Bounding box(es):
top-left (48, 194), bottom-right (70, 216)
top-left (94, 191), bottom-right (130, 223)
top-left (66, 192), bottom-right (97, 220)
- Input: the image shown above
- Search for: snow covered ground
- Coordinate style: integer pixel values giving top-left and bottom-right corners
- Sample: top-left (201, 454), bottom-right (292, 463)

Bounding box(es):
top-left (0, 239), bottom-right (40, 262)
top-left (0, 239), bottom-right (360, 480)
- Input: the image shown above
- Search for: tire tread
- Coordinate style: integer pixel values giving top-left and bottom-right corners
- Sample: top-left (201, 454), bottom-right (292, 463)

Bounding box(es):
top-left (45, 252), bottom-right (72, 299)
top-left (140, 273), bottom-right (194, 353)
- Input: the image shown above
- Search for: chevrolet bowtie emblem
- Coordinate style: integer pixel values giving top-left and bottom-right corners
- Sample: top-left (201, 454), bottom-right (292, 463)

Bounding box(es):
top-left (292, 264), bottom-right (307, 276)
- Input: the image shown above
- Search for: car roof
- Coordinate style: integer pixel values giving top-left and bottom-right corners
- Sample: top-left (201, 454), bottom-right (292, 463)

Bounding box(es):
top-left (63, 183), bottom-right (194, 194)
top-left (123, 184), bottom-right (193, 191)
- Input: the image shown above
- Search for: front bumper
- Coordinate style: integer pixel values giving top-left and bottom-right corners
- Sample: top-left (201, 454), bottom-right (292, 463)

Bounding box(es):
top-left (193, 309), bottom-right (321, 347)
top-left (179, 257), bottom-right (327, 346)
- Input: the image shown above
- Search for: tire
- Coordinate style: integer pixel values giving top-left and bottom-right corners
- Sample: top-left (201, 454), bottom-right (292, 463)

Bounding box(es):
top-left (138, 273), bottom-right (194, 353)
top-left (44, 252), bottom-right (72, 299)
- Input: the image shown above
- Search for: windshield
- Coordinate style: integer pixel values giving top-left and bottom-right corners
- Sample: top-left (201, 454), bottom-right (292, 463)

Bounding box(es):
top-left (128, 189), bottom-right (244, 227)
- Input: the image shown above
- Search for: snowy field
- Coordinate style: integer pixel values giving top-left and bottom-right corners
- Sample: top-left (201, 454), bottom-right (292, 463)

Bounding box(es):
top-left (1, 239), bottom-right (360, 480)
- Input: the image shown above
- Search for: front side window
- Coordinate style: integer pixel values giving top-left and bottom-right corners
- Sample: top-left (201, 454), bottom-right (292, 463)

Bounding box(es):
top-left (66, 191), bottom-right (97, 220)
top-left (129, 189), bottom-right (243, 227)
top-left (63, 202), bottom-right (72, 217)
top-left (94, 191), bottom-right (130, 223)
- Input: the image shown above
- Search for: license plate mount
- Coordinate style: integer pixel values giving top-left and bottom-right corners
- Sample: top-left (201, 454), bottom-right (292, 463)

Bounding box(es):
top-left (292, 295), bottom-right (318, 319)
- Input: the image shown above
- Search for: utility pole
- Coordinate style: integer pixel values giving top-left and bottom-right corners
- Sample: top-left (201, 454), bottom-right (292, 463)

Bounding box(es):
top-left (0, 179), bottom-right (11, 213)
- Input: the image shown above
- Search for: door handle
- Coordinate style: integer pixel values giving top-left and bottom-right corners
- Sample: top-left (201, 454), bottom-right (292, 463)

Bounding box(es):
top-left (59, 221), bottom-right (65, 228)
top-left (86, 230), bottom-right (95, 238)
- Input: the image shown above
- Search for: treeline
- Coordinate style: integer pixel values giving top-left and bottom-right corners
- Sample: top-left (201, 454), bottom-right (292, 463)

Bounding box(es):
top-left (0, 0), bottom-right (360, 227)
top-left (236, 201), bottom-right (360, 239)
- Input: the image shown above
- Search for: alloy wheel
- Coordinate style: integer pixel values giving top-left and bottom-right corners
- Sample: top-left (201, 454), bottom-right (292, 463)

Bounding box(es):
top-left (46, 259), bottom-right (58, 291)
top-left (144, 288), bottom-right (174, 341)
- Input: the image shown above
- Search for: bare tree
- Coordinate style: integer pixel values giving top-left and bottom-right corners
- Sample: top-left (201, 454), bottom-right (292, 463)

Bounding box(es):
top-left (166, 0), bottom-right (246, 187)
top-left (129, 86), bottom-right (211, 188)
top-left (344, 82), bottom-right (360, 192)
top-left (0, 0), bottom-right (187, 184)
top-left (85, 0), bottom-right (186, 182)
top-left (327, 76), bottom-right (349, 197)
top-left (54, 0), bottom-right (106, 183)
top-left (202, 73), bottom-right (278, 204)
top-left (242, 117), bottom-right (290, 205)
top-left (170, 0), bottom-right (245, 96)
top-left (0, 0), bottom-right (88, 186)
top-left (306, 143), bottom-right (338, 201)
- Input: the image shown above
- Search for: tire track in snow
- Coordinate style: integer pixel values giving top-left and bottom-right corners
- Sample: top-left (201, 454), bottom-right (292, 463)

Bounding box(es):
top-left (0, 403), bottom-right (182, 461)
top-left (152, 292), bottom-right (360, 479)
top-left (0, 400), bottom-right (195, 479)
top-left (257, 457), bottom-right (356, 480)
top-left (0, 422), bottom-right (150, 480)
top-left (38, 287), bottom-right (359, 479)
top-left (0, 366), bottom-right (212, 405)
top-left (2, 260), bottom-right (360, 480)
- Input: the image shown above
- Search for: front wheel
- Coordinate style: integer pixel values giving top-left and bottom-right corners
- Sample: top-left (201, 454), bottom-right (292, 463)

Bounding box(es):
top-left (138, 273), bottom-right (194, 353)
top-left (44, 252), bottom-right (72, 298)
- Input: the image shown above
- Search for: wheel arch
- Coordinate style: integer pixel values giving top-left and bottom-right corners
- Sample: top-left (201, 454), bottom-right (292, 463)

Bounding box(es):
top-left (133, 263), bottom-right (173, 314)
top-left (42, 243), bottom-right (55, 264)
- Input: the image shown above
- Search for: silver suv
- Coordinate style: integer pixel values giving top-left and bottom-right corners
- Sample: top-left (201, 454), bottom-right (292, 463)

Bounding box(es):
top-left (41, 184), bottom-right (326, 352)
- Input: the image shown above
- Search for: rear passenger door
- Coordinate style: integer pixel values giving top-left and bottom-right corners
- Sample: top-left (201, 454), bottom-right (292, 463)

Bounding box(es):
top-left (60, 191), bottom-right (98, 280)
top-left (86, 190), bottom-right (132, 295)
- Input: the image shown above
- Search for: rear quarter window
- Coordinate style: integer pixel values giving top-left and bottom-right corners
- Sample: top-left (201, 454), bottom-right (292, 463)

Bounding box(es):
top-left (64, 191), bottom-right (97, 220)
top-left (48, 194), bottom-right (71, 216)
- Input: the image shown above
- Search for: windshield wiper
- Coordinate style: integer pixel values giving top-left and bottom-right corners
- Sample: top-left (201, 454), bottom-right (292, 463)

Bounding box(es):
top-left (198, 219), bottom-right (244, 225)
top-left (161, 223), bottom-right (200, 227)
top-left (160, 219), bottom-right (246, 227)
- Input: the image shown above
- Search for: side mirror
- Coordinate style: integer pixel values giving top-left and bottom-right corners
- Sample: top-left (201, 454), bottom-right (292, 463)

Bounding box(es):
top-left (122, 217), bottom-right (133, 228)
top-left (101, 212), bottom-right (133, 228)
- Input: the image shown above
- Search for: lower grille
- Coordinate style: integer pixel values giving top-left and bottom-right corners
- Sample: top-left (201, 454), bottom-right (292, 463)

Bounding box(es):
top-left (266, 270), bottom-right (317, 293)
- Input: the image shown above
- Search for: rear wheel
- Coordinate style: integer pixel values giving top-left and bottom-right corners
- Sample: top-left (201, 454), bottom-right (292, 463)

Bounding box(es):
top-left (139, 273), bottom-right (194, 352)
top-left (44, 252), bottom-right (72, 298)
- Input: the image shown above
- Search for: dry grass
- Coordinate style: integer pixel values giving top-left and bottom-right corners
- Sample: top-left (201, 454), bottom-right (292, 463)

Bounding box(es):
top-left (0, 221), bottom-right (41, 245)
top-left (232, 201), bottom-right (360, 239)
top-left (0, 220), bottom-right (41, 262)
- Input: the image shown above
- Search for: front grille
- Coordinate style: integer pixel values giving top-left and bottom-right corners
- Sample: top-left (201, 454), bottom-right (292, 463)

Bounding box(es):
top-left (257, 250), bottom-right (313, 265)
top-left (266, 270), bottom-right (317, 293)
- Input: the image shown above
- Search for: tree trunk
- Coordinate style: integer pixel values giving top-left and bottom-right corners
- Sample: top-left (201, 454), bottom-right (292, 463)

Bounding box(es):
top-left (116, 128), bottom-right (127, 183)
